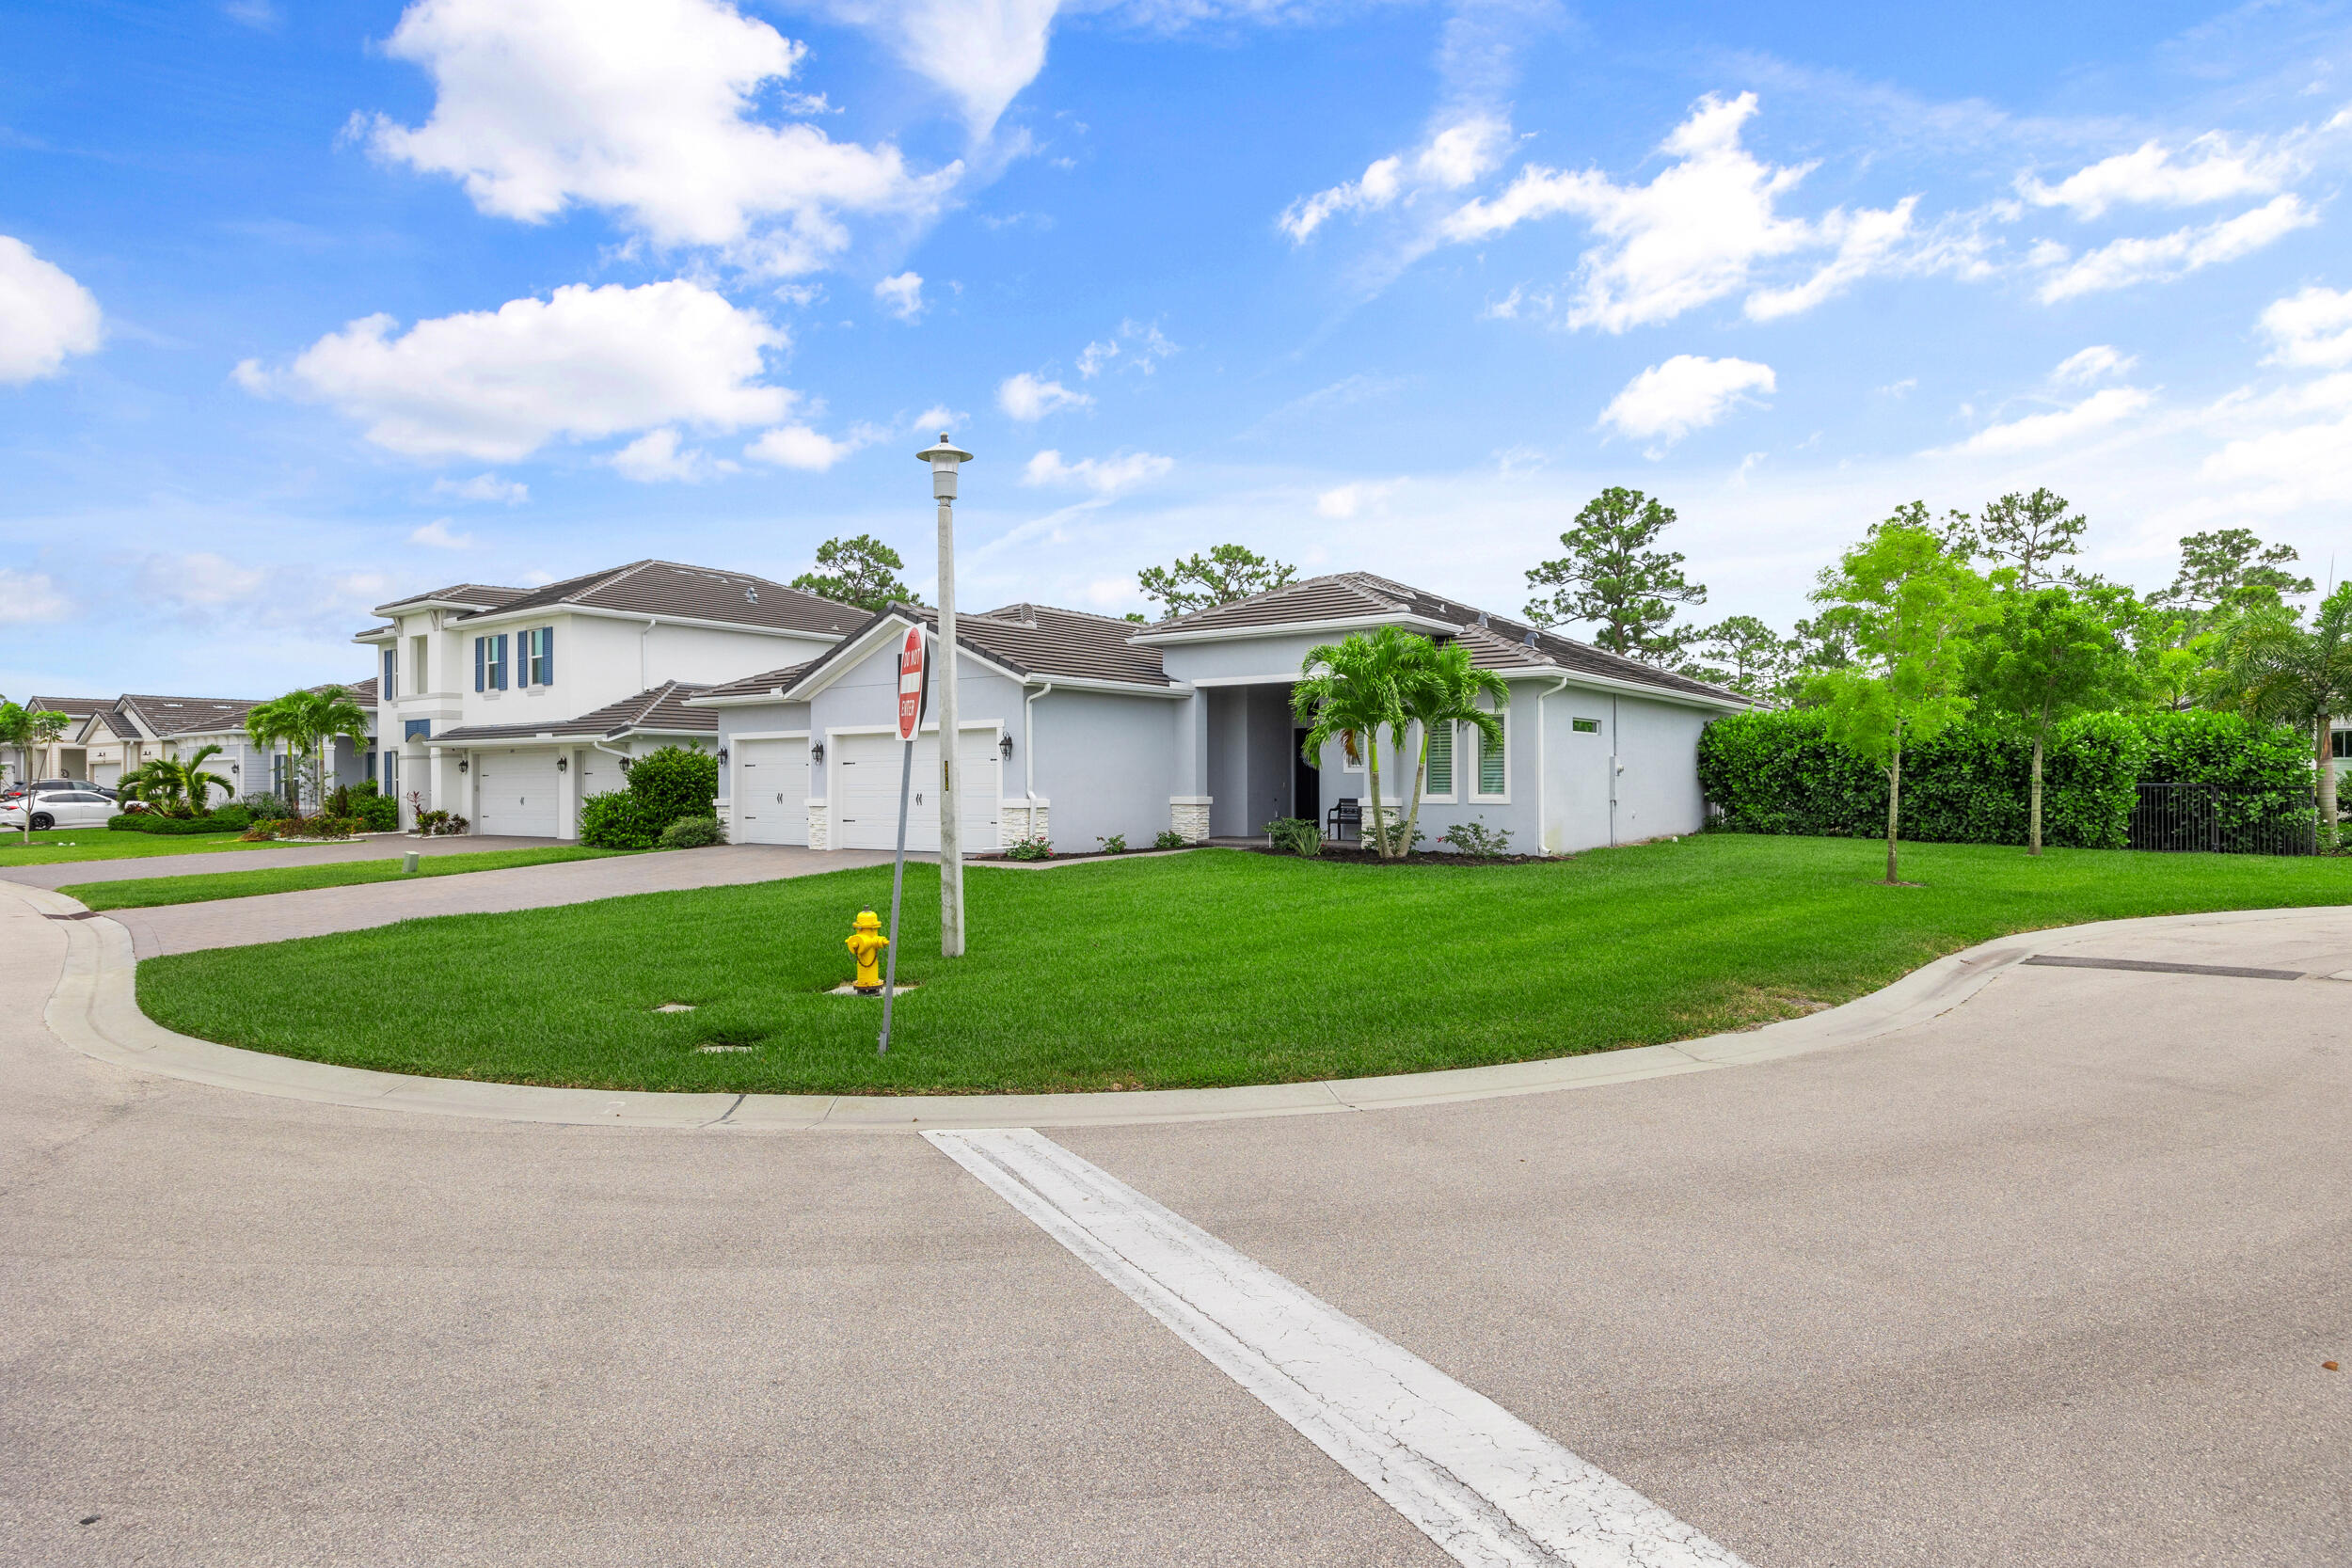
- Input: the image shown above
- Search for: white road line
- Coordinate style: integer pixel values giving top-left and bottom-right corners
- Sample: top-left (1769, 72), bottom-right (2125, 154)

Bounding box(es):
top-left (925, 1127), bottom-right (1753, 1568)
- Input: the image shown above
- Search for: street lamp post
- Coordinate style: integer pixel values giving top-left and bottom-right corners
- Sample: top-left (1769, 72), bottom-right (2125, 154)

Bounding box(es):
top-left (916, 432), bottom-right (973, 958)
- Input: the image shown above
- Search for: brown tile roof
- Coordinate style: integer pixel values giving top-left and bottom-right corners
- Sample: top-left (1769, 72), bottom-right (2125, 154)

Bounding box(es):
top-left (310, 676), bottom-right (377, 704)
top-left (437, 681), bottom-right (717, 743)
top-left (696, 662), bottom-right (820, 701)
top-left (115, 694), bottom-right (270, 738)
top-left (733, 602), bottom-right (1177, 702)
top-left (27, 695), bottom-right (109, 719)
top-left (90, 710), bottom-right (142, 740)
top-left (1137, 571), bottom-right (1744, 705)
top-left (447, 560), bottom-right (866, 638)
top-left (372, 582), bottom-right (530, 615)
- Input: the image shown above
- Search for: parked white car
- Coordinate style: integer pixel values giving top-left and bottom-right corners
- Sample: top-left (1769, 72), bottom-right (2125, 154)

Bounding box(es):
top-left (1, 787), bottom-right (120, 831)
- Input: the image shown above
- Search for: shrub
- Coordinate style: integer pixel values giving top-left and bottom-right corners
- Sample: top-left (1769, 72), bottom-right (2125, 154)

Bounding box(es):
top-left (349, 790), bottom-right (398, 832)
top-left (1095, 832), bottom-right (1129, 854)
top-left (106, 812), bottom-right (243, 836)
top-left (409, 809), bottom-right (469, 838)
top-left (1152, 830), bottom-right (1188, 850)
top-left (623, 746), bottom-right (718, 835)
top-left (240, 824), bottom-right (278, 842)
top-left (1004, 835), bottom-right (1055, 861)
top-left (327, 784), bottom-right (352, 818)
top-left (1437, 817), bottom-right (1513, 859)
top-left (658, 815), bottom-right (726, 849)
top-left (206, 803), bottom-right (254, 832)
top-left (240, 792), bottom-right (295, 821)
top-left (1263, 816), bottom-right (1321, 856)
top-left (580, 790), bottom-right (659, 849)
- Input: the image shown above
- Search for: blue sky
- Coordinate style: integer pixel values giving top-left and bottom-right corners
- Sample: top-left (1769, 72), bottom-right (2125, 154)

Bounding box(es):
top-left (4, 0), bottom-right (2350, 699)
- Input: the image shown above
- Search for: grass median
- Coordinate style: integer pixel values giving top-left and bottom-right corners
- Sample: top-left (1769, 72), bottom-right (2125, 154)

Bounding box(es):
top-left (134, 835), bottom-right (2352, 1096)
top-left (64, 845), bottom-right (632, 910)
top-left (0, 829), bottom-right (329, 866)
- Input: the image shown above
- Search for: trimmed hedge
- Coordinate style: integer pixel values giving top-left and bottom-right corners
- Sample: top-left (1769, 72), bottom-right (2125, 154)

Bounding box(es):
top-left (580, 790), bottom-right (659, 850)
top-left (107, 804), bottom-right (253, 835)
top-left (1697, 708), bottom-right (2146, 848)
top-left (581, 746), bottom-right (717, 849)
top-left (657, 815), bottom-right (725, 848)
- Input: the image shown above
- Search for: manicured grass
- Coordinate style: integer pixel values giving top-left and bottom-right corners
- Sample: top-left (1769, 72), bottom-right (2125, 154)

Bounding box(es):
top-left (63, 845), bottom-right (631, 911)
top-left (0, 829), bottom-right (338, 866)
top-left (135, 835), bottom-right (2352, 1096)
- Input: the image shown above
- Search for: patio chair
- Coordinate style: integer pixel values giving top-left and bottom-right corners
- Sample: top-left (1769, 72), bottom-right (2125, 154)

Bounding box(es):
top-left (1326, 798), bottom-right (1361, 843)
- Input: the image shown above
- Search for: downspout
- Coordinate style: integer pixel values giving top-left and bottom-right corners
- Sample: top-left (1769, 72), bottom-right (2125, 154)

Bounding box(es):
top-left (1025, 682), bottom-right (1052, 837)
top-left (1537, 675), bottom-right (1568, 854)
top-left (1609, 694), bottom-right (1621, 846)
top-left (639, 617), bottom-right (658, 691)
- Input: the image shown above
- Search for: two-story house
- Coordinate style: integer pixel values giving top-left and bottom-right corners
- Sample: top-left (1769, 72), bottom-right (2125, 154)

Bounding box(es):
top-left (356, 560), bottom-right (866, 837)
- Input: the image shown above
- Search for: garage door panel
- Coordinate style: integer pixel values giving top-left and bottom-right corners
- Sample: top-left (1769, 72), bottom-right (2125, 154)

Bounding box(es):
top-left (735, 739), bottom-right (809, 845)
top-left (834, 731), bottom-right (999, 852)
top-left (476, 750), bottom-right (560, 838)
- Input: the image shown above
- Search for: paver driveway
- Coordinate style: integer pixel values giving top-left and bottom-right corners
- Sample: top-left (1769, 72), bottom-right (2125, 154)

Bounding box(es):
top-left (2, 882), bottom-right (2347, 1566)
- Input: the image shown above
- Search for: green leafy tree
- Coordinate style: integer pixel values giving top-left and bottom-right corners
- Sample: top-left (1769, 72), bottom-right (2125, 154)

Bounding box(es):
top-left (1293, 626), bottom-right (1422, 861)
top-left (2154, 528), bottom-right (2315, 617)
top-left (2201, 581), bottom-right (2352, 842)
top-left (1523, 487), bottom-right (1707, 663)
top-left (1680, 615), bottom-right (1796, 700)
top-left (1965, 588), bottom-right (2139, 854)
top-left (1972, 488), bottom-right (2088, 591)
top-left (0, 702), bottom-right (71, 843)
top-left (791, 534), bottom-right (917, 613)
top-left (166, 743), bottom-right (235, 816)
top-left (1137, 545), bottom-right (1296, 619)
top-left (1394, 640), bottom-right (1508, 857)
top-left (1805, 512), bottom-right (1996, 883)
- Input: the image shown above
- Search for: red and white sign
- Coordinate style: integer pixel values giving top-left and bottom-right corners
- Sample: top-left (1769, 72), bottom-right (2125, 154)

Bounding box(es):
top-left (896, 626), bottom-right (926, 742)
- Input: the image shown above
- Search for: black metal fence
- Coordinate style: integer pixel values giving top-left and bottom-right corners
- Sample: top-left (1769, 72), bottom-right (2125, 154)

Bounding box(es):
top-left (2127, 782), bottom-right (2320, 856)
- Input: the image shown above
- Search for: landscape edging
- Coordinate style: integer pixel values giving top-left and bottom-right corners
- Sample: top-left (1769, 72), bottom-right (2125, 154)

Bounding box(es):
top-left (20, 877), bottom-right (2345, 1132)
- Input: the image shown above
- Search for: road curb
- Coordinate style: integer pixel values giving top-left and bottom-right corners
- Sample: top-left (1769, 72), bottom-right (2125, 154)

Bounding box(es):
top-left (20, 877), bottom-right (2348, 1132)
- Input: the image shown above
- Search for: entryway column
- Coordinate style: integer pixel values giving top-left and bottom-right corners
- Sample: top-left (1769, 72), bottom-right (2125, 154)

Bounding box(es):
top-left (1171, 688), bottom-right (1211, 844)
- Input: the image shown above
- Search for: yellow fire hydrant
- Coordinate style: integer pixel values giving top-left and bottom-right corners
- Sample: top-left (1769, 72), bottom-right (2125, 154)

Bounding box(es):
top-left (845, 909), bottom-right (889, 994)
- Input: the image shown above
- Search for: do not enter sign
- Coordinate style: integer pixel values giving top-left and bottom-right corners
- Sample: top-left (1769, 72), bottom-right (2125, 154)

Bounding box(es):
top-left (897, 626), bottom-right (926, 742)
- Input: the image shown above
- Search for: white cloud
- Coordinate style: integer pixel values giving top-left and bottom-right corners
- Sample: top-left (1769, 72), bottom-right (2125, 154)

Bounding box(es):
top-left (2201, 411), bottom-right (2352, 509)
top-left (2035, 196), bottom-right (2315, 303)
top-left (1598, 355), bottom-right (1775, 450)
top-left (1944, 386), bottom-right (2153, 455)
top-left (128, 553), bottom-right (391, 634)
top-left (2019, 135), bottom-right (2287, 218)
top-left (365, 0), bottom-right (958, 275)
top-left (1438, 94), bottom-right (1918, 331)
top-left (1077, 319), bottom-right (1177, 378)
top-left (245, 279), bottom-right (792, 462)
top-left (1022, 449), bottom-right (1172, 494)
top-left (997, 372), bottom-right (1092, 421)
top-left (820, 0), bottom-right (1059, 135)
top-left (432, 472), bottom-right (529, 504)
top-left (1316, 480), bottom-right (1401, 518)
top-left (744, 422), bottom-right (873, 470)
top-left (0, 568), bottom-right (73, 625)
top-left (408, 517), bottom-right (474, 547)
top-left (874, 271), bottom-right (925, 322)
top-left (608, 427), bottom-right (735, 483)
top-left (0, 235), bottom-right (103, 384)
top-left (1280, 116), bottom-right (1511, 243)
top-left (2260, 285), bottom-right (2352, 370)
top-left (2050, 345), bottom-right (2137, 385)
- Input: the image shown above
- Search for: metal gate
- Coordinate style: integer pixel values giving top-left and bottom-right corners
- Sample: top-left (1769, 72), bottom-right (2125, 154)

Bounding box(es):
top-left (2127, 782), bottom-right (2319, 856)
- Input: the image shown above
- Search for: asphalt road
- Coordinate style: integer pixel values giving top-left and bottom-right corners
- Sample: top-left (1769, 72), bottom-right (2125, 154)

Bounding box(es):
top-left (3, 894), bottom-right (2347, 1566)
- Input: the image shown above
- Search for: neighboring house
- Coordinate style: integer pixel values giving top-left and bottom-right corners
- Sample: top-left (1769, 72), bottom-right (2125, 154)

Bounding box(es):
top-left (356, 560), bottom-right (867, 836)
top-left (690, 574), bottom-right (1748, 855)
top-left (21, 696), bottom-right (111, 783)
top-left (69, 695), bottom-right (270, 799)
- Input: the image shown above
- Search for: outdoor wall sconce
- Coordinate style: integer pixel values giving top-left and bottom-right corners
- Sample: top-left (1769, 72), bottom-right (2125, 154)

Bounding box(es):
top-left (557, 755), bottom-right (568, 772)
top-left (810, 741), bottom-right (826, 763)
top-left (999, 734), bottom-right (1014, 759)
top-left (230, 763), bottom-right (240, 775)
top-left (458, 759), bottom-right (469, 773)
top-left (717, 747), bottom-right (729, 767)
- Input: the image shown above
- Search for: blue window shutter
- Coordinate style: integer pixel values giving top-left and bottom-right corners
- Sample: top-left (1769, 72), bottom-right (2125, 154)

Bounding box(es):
top-left (474, 638), bottom-right (484, 692)
top-left (499, 633), bottom-right (510, 689)
top-left (543, 626), bottom-right (554, 685)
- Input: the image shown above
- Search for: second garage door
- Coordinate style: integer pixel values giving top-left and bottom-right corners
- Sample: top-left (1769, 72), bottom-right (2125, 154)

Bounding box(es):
top-left (834, 729), bottom-right (999, 852)
top-left (475, 749), bottom-right (561, 838)
top-left (733, 738), bottom-right (809, 845)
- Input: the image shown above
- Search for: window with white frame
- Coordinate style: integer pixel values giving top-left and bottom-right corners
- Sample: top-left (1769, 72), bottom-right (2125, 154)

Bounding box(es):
top-left (1472, 706), bottom-right (1507, 799)
top-left (520, 626), bottom-right (554, 687)
top-left (381, 647), bottom-right (396, 700)
top-left (1422, 720), bottom-right (1454, 798)
top-left (474, 633), bottom-right (509, 691)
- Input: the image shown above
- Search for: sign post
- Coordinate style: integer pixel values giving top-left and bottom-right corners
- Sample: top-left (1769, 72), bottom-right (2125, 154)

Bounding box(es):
top-left (877, 624), bottom-right (926, 1055)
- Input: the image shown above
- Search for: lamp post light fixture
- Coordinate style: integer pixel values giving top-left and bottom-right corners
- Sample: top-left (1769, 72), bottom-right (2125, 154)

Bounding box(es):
top-left (916, 431), bottom-right (973, 958)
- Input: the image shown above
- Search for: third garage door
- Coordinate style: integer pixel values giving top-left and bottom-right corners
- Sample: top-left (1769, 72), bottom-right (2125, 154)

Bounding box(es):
top-left (834, 729), bottom-right (999, 852)
top-left (475, 749), bottom-right (560, 838)
top-left (734, 738), bottom-right (809, 845)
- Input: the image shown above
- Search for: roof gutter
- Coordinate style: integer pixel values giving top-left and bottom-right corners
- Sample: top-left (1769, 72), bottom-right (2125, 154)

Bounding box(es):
top-left (1481, 664), bottom-right (1746, 713)
top-left (1127, 613), bottom-right (1457, 647)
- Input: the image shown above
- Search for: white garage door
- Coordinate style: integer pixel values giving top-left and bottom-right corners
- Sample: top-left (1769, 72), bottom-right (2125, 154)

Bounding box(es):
top-left (475, 749), bottom-right (561, 838)
top-left (834, 729), bottom-right (999, 852)
top-left (733, 738), bottom-right (809, 845)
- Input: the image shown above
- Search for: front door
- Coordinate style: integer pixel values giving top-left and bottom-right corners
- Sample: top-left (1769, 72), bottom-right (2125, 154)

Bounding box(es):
top-left (1293, 729), bottom-right (1318, 828)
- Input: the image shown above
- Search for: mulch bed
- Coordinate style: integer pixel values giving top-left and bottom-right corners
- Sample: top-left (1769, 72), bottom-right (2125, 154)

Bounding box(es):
top-left (1235, 845), bottom-right (1553, 866)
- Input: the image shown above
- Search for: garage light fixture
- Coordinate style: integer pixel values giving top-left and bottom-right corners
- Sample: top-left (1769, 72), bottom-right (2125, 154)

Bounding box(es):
top-left (811, 741), bottom-right (825, 763)
top-left (717, 747), bottom-right (729, 766)
top-left (556, 755), bottom-right (568, 772)
top-left (998, 734), bottom-right (1013, 759)
top-left (458, 759), bottom-right (469, 773)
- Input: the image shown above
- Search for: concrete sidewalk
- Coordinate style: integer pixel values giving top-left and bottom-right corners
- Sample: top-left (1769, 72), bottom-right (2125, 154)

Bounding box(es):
top-left (102, 844), bottom-right (898, 958)
top-left (0, 832), bottom-right (556, 889)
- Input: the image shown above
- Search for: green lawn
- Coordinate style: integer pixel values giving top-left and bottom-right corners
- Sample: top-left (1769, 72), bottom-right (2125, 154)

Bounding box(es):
top-left (135, 836), bottom-right (2352, 1097)
top-left (0, 829), bottom-right (345, 866)
top-left (64, 845), bottom-right (631, 911)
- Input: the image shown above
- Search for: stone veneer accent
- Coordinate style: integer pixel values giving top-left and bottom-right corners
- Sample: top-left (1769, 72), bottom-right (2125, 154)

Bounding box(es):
top-left (806, 803), bottom-right (828, 849)
top-left (1000, 798), bottom-right (1049, 847)
top-left (1169, 795), bottom-right (1212, 845)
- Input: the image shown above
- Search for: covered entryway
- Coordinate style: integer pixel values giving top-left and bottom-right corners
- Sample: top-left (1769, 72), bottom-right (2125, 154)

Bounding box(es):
top-left (834, 728), bottom-right (999, 852)
top-left (474, 749), bottom-right (560, 838)
top-left (733, 737), bottom-right (809, 846)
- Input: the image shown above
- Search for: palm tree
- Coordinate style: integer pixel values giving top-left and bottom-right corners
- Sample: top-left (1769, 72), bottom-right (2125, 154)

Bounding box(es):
top-left (246, 697), bottom-right (294, 809)
top-left (118, 758), bottom-right (183, 816)
top-left (1396, 639), bottom-right (1508, 857)
top-left (275, 687), bottom-right (372, 813)
top-left (173, 743), bottom-right (234, 816)
top-left (1294, 626), bottom-right (1427, 860)
top-left (2203, 581), bottom-right (2352, 842)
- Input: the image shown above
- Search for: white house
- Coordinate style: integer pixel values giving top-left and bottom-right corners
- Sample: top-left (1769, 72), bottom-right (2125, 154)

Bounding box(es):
top-left (690, 574), bottom-right (1750, 856)
top-left (356, 560), bottom-right (867, 836)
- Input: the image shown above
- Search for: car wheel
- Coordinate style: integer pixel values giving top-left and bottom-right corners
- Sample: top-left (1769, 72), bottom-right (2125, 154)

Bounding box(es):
top-left (30, 813), bottom-right (54, 831)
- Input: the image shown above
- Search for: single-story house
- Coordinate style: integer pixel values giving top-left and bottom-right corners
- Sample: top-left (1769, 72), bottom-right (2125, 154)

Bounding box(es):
top-left (53, 682), bottom-right (378, 801)
top-left (689, 573), bottom-right (1749, 855)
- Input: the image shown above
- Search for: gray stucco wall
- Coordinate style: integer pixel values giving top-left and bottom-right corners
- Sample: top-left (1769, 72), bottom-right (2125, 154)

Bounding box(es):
top-left (1030, 688), bottom-right (1185, 848)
